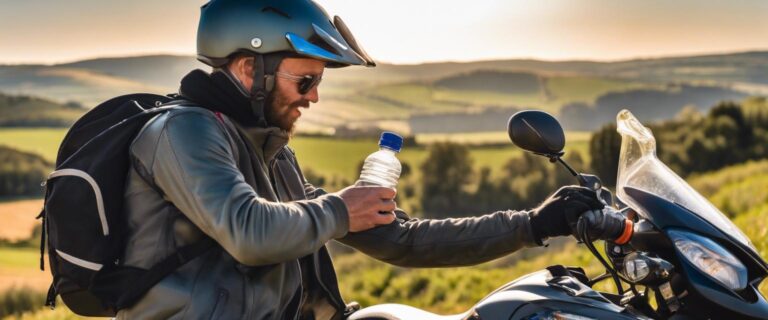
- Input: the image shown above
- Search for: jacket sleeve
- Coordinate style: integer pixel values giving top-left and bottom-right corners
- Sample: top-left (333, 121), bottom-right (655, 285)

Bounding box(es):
top-left (131, 110), bottom-right (349, 266)
top-left (337, 209), bottom-right (541, 267)
top-left (289, 141), bottom-right (540, 268)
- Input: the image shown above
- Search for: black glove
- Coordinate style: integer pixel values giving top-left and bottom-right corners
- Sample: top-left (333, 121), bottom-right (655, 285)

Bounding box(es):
top-left (528, 186), bottom-right (605, 243)
top-left (577, 208), bottom-right (627, 242)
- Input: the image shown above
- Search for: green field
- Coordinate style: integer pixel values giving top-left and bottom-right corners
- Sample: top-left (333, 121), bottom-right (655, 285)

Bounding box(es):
top-left (0, 128), bottom-right (67, 162)
top-left (343, 75), bottom-right (649, 118)
top-left (415, 131), bottom-right (591, 145)
top-left (0, 128), bottom-right (591, 184)
top-left (0, 248), bottom-right (51, 294)
top-left (0, 248), bottom-right (38, 270)
top-left (546, 76), bottom-right (647, 104)
top-left (291, 136), bottom-right (530, 182)
top-left (432, 88), bottom-right (542, 109)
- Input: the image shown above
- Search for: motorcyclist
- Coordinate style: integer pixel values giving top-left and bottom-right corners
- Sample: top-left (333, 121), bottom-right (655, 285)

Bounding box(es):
top-left (117, 0), bottom-right (613, 318)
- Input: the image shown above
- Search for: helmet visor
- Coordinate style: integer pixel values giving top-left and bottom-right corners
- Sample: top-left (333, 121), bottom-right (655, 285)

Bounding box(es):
top-left (333, 16), bottom-right (376, 67)
top-left (284, 16), bottom-right (375, 68)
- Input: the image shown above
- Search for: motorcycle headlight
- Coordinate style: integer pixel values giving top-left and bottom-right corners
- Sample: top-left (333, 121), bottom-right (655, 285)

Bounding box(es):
top-left (668, 229), bottom-right (748, 291)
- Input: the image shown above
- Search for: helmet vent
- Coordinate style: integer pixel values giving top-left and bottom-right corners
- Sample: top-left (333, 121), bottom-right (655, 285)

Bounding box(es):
top-left (307, 33), bottom-right (341, 57)
top-left (262, 7), bottom-right (291, 19)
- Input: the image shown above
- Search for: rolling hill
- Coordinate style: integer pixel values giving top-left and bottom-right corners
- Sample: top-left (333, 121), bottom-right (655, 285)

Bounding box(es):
top-left (1, 51), bottom-right (765, 134)
top-left (0, 92), bottom-right (86, 127)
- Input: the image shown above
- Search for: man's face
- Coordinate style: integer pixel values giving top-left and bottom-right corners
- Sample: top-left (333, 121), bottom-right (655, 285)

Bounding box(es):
top-left (265, 57), bottom-right (325, 134)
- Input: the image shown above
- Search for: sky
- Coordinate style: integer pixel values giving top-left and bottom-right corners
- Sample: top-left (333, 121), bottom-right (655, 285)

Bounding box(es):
top-left (1, 0), bottom-right (767, 65)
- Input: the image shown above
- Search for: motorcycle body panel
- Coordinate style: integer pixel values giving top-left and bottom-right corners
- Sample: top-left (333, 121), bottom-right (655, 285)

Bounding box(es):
top-left (351, 270), bottom-right (645, 320)
top-left (474, 270), bottom-right (641, 319)
top-left (622, 186), bottom-right (768, 319)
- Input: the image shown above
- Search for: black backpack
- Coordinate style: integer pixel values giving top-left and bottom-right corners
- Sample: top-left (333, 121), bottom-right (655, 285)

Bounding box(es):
top-left (38, 93), bottom-right (215, 316)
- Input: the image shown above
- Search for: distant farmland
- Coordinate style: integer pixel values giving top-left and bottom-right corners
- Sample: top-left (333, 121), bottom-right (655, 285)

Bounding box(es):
top-left (0, 128), bottom-right (590, 183)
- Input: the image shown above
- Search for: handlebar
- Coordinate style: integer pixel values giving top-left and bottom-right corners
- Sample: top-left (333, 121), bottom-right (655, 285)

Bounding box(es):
top-left (576, 207), bottom-right (634, 244)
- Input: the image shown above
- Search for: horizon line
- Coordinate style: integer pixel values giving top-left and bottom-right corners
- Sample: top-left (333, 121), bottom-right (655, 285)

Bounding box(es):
top-left (2, 47), bottom-right (768, 67)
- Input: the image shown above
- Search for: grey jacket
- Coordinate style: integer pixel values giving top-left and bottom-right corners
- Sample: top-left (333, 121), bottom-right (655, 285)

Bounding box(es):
top-left (117, 106), bottom-right (539, 319)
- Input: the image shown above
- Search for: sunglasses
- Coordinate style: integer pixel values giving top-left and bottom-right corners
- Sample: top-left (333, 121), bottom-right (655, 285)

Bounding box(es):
top-left (275, 71), bottom-right (323, 95)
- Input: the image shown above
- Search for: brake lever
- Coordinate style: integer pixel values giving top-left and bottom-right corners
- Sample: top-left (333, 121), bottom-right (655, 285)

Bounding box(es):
top-left (576, 173), bottom-right (613, 207)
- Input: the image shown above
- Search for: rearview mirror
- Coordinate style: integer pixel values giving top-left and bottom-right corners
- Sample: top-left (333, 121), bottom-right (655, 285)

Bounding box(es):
top-left (507, 110), bottom-right (565, 157)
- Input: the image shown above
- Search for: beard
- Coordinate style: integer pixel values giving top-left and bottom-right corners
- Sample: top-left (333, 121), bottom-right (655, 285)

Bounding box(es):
top-left (264, 89), bottom-right (309, 135)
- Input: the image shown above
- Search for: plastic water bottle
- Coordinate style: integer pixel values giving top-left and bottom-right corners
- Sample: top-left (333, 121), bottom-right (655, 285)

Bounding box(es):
top-left (356, 132), bottom-right (403, 188)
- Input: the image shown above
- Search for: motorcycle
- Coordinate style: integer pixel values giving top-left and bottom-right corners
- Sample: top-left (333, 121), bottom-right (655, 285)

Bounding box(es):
top-left (348, 110), bottom-right (768, 320)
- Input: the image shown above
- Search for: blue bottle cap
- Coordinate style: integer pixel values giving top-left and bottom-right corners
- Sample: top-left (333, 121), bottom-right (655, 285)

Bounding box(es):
top-left (379, 131), bottom-right (403, 152)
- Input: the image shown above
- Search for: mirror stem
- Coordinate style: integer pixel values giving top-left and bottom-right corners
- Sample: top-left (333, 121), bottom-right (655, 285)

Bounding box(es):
top-left (554, 156), bottom-right (579, 177)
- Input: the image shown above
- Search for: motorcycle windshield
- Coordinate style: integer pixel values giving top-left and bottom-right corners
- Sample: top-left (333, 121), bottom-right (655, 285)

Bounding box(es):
top-left (614, 110), bottom-right (754, 250)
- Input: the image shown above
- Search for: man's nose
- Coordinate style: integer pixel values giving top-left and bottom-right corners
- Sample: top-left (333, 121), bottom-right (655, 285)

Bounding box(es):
top-left (304, 85), bottom-right (319, 104)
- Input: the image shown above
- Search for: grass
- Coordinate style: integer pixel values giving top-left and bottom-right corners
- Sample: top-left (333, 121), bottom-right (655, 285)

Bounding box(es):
top-left (688, 159), bottom-right (768, 197)
top-left (0, 128), bottom-right (67, 163)
top-left (688, 159), bottom-right (768, 217)
top-left (0, 248), bottom-right (50, 293)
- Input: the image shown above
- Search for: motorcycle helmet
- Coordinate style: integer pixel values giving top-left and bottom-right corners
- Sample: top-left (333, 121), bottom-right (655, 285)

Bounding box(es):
top-left (196, 0), bottom-right (376, 125)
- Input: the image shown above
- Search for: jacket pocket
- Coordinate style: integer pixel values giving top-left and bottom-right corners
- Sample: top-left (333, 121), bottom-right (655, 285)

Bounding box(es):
top-left (208, 288), bottom-right (229, 320)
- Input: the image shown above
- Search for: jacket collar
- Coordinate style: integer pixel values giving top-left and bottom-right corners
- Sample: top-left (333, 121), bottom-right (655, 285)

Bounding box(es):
top-left (179, 69), bottom-right (291, 160)
top-left (179, 69), bottom-right (260, 127)
top-left (242, 126), bottom-right (290, 162)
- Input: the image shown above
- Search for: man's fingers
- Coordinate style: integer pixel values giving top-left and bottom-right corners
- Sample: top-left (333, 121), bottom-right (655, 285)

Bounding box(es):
top-left (568, 190), bottom-right (603, 209)
top-left (379, 199), bottom-right (397, 212)
top-left (372, 187), bottom-right (396, 199)
top-left (374, 211), bottom-right (396, 225)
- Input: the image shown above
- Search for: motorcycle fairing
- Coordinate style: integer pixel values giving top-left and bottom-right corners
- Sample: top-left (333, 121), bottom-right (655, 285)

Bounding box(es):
top-left (622, 186), bottom-right (768, 318)
top-left (623, 186), bottom-right (768, 274)
top-left (474, 270), bottom-right (639, 319)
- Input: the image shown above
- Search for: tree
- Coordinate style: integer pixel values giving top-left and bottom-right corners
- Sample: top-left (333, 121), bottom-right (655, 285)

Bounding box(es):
top-left (0, 146), bottom-right (52, 197)
top-left (589, 124), bottom-right (621, 186)
top-left (419, 142), bottom-right (474, 217)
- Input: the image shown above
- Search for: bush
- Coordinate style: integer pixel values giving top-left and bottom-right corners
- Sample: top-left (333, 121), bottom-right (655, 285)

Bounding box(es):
top-left (0, 287), bottom-right (45, 318)
top-left (0, 146), bottom-right (52, 198)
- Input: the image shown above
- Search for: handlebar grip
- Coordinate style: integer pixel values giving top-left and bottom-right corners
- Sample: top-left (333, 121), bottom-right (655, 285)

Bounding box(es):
top-left (577, 208), bottom-right (633, 243)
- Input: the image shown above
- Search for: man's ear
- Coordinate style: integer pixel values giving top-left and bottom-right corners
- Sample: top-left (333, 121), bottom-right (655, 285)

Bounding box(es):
top-left (242, 56), bottom-right (254, 76)
top-left (227, 55), bottom-right (255, 88)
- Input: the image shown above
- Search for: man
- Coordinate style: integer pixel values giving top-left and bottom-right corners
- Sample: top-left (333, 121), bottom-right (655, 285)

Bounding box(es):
top-left (118, 0), bottom-right (606, 319)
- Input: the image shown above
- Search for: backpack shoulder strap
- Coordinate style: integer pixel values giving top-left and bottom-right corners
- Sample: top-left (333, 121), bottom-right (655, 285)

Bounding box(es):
top-left (115, 238), bottom-right (217, 310)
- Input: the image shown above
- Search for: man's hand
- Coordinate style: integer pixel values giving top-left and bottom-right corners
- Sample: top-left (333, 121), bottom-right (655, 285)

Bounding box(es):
top-left (335, 186), bottom-right (397, 232)
top-left (528, 186), bottom-right (604, 243)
